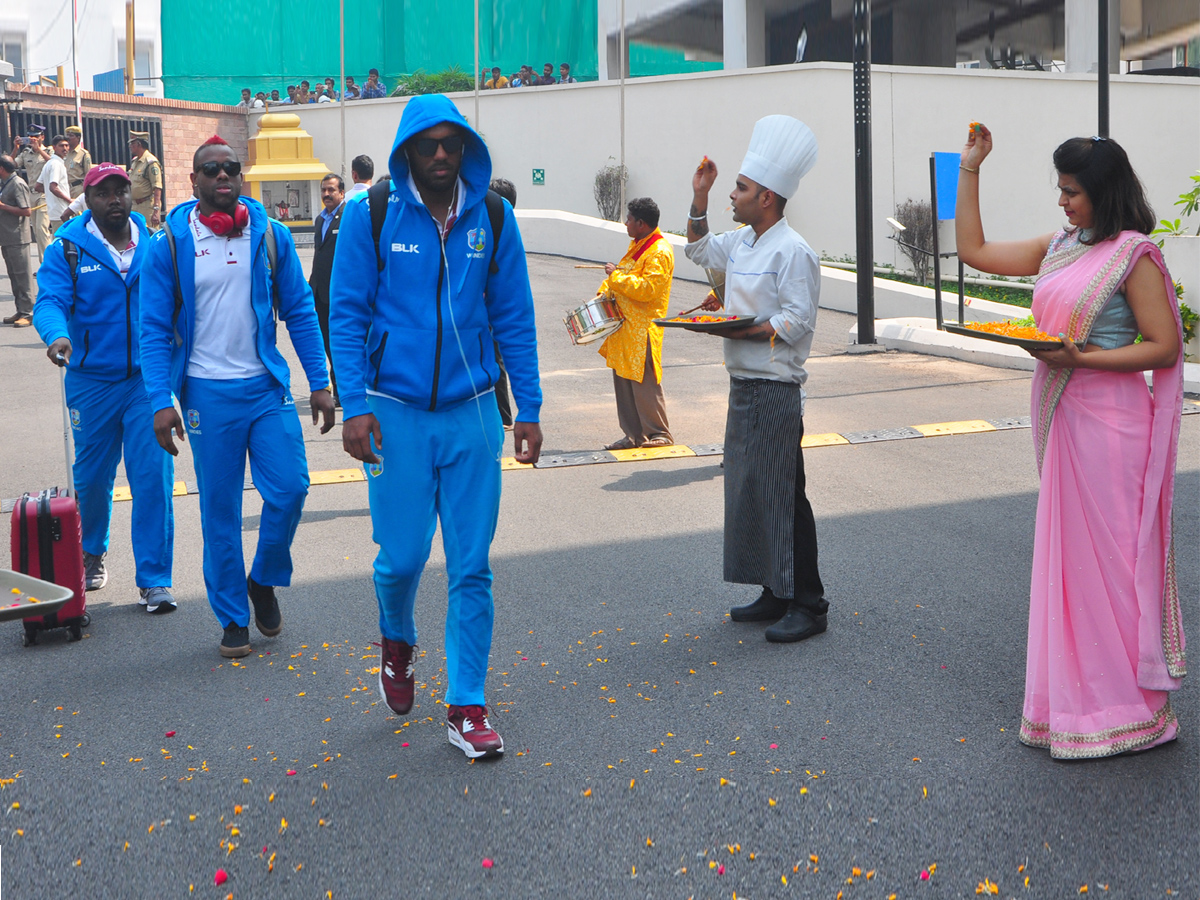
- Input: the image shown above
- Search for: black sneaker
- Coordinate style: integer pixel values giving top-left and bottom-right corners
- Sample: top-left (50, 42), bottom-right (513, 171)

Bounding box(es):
top-left (83, 552), bottom-right (108, 591)
top-left (248, 576), bottom-right (283, 637)
top-left (730, 587), bottom-right (789, 623)
top-left (220, 624), bottom-right (252, 658)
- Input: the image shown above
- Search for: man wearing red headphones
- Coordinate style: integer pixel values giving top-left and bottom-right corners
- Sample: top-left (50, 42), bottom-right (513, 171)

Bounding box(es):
top-left (139, 136), bottom-right (336, 658)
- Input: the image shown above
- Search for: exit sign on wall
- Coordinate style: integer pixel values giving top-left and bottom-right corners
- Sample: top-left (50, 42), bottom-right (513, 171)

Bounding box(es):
top-left (532, 169), bottom-right (545, 185)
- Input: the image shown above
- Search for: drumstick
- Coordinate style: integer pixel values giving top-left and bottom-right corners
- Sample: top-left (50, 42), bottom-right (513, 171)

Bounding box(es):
top-left (673, 301), bottom-right (709, 317)
top-left (574, 264), bottom-right (606, 269)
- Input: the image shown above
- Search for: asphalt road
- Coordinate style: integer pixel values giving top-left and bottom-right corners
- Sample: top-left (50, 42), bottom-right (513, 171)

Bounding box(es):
top-left (0, 248), bottom-right (1195, 899)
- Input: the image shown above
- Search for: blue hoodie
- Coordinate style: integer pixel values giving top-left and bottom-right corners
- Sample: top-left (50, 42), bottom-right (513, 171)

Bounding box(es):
top-left (328, 93), bottom-right (541, 422)
top-left (33, 211), bottom-right (151, 382)
top-left (139, 197), bottom-right (330, 414)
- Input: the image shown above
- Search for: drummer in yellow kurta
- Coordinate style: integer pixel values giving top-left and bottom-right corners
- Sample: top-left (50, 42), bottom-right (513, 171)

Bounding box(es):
top-left (596, 197), bottom-right (675, 450)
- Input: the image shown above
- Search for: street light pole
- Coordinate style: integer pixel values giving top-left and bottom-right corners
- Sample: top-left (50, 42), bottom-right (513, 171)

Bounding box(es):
top-left (853, 0), bottom-right (875, 343)
top-left (339, 0), bottom-right (346, 177)
top-left (1098, 0), bottom-right (1110, 137)
top-left (619, 0), bottom-right (627, 214)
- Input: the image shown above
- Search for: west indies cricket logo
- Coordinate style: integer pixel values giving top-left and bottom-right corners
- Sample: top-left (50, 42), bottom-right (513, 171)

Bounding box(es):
top-left (187, 409), bottom-right (201, 429)
top-left (466, 227), bottom-right (486, 253)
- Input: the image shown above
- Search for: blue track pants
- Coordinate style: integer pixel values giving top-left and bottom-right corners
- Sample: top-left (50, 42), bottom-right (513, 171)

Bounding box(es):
top-left (66, 371), bottom-right (174, 587)
top-left (366, 393), bottom-right (503, 707)
top-left (183, 375), bottom-right (309, 628)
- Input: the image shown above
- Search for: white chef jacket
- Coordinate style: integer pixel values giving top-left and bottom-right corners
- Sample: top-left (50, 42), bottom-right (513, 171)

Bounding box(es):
top-left (684, 218), bottom-right (819, 408)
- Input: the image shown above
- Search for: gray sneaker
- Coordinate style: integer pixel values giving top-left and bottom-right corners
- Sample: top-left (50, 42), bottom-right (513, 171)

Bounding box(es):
top-left (83, 552), bottom-right (108, 591)
top-left (139, 586), bottom-right (177, 614)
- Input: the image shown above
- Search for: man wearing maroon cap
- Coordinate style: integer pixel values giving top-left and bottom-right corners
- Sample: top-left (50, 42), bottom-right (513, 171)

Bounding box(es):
top-left (32, 162), bottom-right (176, 612)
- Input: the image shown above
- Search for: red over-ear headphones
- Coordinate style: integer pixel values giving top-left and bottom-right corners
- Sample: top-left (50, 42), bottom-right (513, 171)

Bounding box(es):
top-left (198, 202), bottom-right (249, 236)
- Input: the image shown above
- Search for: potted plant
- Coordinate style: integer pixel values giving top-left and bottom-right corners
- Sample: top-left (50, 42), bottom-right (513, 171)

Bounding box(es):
top-left (1152, 170), bottom-right (1199, 361)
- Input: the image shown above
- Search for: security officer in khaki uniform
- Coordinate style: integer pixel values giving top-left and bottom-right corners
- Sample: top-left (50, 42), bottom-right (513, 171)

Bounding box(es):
top-left (65, 125), bottom-right (92, 199)
top-left (128, 131), bottom-right (162, 231)
top-left (13, 125), bottom-right (52, 260)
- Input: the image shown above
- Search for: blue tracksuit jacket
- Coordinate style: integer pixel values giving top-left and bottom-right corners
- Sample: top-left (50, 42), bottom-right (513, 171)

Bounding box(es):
top-left (139, 197), bottom-right (330, 413)
top-left (328, 93), bottom-right (542, 423)
top-left (33, 211), bottom-right (150, 379)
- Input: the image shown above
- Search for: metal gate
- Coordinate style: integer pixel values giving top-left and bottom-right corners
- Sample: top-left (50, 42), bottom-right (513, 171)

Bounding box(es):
top-left (7, 109), bottom-right (164, 197)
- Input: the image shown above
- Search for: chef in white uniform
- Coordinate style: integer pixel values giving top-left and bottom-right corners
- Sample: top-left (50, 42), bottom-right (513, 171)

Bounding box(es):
top-left (683, 115), bottom-right (828, 644)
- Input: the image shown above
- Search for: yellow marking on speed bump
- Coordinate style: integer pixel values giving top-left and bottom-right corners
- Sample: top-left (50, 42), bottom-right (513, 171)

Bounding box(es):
top-left (911, 420), bottom-right (996, 438)
top-left (173, 481), bottom-right (188, 496)
top-left (113, 487), bottom-right (132, 502)
top-left (501, 458), bottom-right (533, 471)
top-left (801, 432), bottom-right (850, 448)
top-left (309, 469), bottom-right (366, 485)
top-left (608, 445), bottom-right (696, 462)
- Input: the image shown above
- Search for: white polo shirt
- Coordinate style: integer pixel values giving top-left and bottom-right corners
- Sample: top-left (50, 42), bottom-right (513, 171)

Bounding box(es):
top-left (85, 217), bottom-right (139, 279)
top-left (186, 208), bottom-right (269, 380)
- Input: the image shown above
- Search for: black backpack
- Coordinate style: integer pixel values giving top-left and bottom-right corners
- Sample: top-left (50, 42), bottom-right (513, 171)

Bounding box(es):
top-left (367, 180), bottom-right (506, 275)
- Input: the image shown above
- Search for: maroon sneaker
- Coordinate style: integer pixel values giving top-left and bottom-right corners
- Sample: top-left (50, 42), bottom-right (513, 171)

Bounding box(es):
top-left (447, 705), bottom-right (504, 758)
top-left (377, 637), bottom-right (415, 715)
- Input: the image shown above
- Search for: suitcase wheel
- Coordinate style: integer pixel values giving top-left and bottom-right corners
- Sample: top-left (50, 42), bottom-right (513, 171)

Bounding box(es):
top-left (67, 622), bottom-right (82, 642)
top-left (80, 613), bottom-right (91, 628)
top-left (22, 624), bottom-right (39, 647)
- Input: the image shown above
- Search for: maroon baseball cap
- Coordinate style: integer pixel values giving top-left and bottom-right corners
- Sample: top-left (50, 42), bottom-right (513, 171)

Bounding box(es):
top-left (82, 163), bottom-right (131, 191)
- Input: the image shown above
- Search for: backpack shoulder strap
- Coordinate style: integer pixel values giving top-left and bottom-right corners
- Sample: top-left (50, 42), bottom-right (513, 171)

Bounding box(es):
top-left (484, 189), bottom-right (506, 276)
top-left (263, 219), bottom-right (280, 313)
top-left (368, 179), bottom-right (391, 272)
top-left (163, 221), bottom-right (185, 339)
top-left (60, 238), bottom-right (79, 312)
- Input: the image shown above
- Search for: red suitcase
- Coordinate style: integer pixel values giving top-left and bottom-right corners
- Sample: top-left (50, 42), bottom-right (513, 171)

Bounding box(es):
top-left (11, 367), bottom-right (89, 645)
top-left (11, 489), bottom-right (88, 644)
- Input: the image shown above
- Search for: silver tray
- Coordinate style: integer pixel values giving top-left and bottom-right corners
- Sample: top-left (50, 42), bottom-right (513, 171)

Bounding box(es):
top-left (0, 569), bottom-right (76, 623)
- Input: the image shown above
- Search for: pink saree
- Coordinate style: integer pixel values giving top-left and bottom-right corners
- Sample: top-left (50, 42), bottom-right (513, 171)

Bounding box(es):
top-left (1021, 229), bottom-right (1187, 759)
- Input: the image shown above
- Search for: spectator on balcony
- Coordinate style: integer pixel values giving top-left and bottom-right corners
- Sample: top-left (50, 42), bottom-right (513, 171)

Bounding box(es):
top-left (253, 91), bottom-right (267, 108)
top-left (537, 63), bottom-right (557, 86)
top-left (295, 81), bottom-right (312, 104)
top-left (278, 86), bottom-right (296, 105)
top-left (236, 88), bottom-right (254, 110)
top-left (484, 67), bottom-right (509, 90)
top-left (361, 69), bottom-right (387, 99)
top-left (343, 77), bottom-right (360, 100)
top-left (313, 85), bottom-right (332, 103)
top-left (559, 63), bottom-right (576, 84)
top-left (270, 89), bottom-right (282, 104)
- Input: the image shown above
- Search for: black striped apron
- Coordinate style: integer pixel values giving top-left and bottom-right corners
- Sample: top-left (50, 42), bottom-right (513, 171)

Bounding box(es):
top-left (722, 376), bottom-right (802, 598)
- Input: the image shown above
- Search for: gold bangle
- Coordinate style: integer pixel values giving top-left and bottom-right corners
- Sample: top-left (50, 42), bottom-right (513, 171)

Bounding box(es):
top-left (960, 164), bottom-right (979, 174)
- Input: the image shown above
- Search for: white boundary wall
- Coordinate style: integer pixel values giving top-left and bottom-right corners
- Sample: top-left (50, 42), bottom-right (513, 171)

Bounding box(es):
top-left (272, 63), bottom-right (1198, 278)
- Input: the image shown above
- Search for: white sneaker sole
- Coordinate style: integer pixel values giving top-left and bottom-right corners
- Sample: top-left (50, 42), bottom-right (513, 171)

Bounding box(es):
top-left (447, 724), bottom-right (504, 759)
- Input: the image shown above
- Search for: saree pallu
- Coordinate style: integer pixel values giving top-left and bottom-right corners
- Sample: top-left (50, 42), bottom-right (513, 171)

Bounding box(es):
top-left (1020, 229), bottom-right (1186, 759)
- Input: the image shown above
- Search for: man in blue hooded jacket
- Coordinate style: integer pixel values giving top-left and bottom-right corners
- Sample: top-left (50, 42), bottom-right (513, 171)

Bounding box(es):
top-left (329, 94), bottom-right (542, 759)
top-left (139, 136), bottom-right (335, 658)
top-left (33, 162), bottom-right (175, 611)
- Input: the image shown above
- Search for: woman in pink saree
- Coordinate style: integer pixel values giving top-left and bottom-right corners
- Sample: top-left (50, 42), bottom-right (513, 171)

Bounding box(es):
top-left (956, 128), bottom-right (1186, 759)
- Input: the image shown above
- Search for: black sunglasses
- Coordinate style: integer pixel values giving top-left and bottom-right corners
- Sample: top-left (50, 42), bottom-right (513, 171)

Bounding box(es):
top-left (197, 160), bottom-right (242, 178)
top-left (410, 135), bottom-right (464, 158)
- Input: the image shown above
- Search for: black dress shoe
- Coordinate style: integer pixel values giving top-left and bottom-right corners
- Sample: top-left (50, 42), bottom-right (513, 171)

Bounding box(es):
top-left (765, 603), bottom-right (828, 643)
top-left (730, 587), bottom-right (790, 623)
top-left (248, 575), bottom-right (283, 637)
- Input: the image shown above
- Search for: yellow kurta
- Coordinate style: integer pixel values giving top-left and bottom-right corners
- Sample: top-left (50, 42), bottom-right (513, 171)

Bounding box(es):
top-left (597, 230), bottom-right (674, 382)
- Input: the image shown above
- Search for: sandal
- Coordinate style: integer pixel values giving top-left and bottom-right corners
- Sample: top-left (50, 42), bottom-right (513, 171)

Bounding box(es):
top-left (604, 437), bottom-right (638, 451)
top-left (641, 436), bottom-right (674, 448)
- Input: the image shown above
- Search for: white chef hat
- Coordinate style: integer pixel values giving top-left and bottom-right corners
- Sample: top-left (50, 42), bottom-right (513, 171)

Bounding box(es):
top-left (738, 115), bottom-right (818, 200)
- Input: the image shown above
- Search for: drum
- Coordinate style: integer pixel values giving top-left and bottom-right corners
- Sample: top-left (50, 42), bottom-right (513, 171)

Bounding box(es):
top-left (564, 294), bottom-right (624, 345)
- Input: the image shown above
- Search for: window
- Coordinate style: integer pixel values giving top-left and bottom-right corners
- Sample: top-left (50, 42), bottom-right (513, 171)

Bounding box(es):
top-left (0, 33), bottom-right (25, 83)
top-left (116, 39), bottom-right (154, 83)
